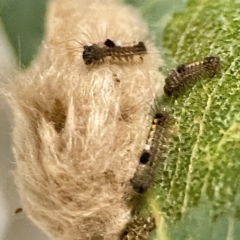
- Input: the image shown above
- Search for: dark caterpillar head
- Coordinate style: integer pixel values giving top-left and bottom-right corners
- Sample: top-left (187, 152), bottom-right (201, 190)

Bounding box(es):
top-left (154, 111), bottom-right (169, 125)
top-left (82, 45), bottom-right (101, 65)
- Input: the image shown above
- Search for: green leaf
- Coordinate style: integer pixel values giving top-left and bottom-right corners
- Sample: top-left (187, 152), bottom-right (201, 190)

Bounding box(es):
top-left (127, 0), bottom-right (240, 239)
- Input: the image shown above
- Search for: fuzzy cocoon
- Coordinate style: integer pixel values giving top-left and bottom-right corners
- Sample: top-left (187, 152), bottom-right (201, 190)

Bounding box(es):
top-left (3, 0), bottom-right (164, 239)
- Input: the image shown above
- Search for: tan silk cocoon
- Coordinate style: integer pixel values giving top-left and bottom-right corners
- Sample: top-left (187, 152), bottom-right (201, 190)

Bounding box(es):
top-left (3, 0), bottom-right (164, 239)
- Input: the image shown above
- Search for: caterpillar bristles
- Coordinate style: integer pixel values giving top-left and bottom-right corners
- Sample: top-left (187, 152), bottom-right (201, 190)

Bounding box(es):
top-left (164, 56), bottom-right (221, 97)
top-left (120, 215), bottom-right (156, 240)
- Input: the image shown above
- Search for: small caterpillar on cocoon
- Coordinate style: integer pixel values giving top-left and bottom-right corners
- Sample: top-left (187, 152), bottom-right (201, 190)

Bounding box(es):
top-left (82, 39), bottom-right (147, 65)
top-left (2, 0), bottom-right (165, 239)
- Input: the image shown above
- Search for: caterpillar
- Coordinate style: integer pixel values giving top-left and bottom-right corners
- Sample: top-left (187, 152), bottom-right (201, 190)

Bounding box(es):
top-left (120, 215), bottom-right (155, 240)
top-left (82, 39), bottom-right (147, 65)
top-left (130, 111), bottom-right (170, 194)
top-left (164, 56), bottom-right (221, 97)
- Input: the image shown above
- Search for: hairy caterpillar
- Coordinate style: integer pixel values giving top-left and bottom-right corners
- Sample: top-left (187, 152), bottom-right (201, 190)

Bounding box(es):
top-left (82, 39), bottom-right (147, 65)
top-left (130, 111), bottom-right (170, 194)
top-left (120, 215), bottom-right (155, 240)
top-left (164, 56), bottom-right (221, 96)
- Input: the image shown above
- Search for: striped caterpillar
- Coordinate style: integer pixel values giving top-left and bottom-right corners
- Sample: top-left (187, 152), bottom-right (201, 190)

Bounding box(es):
top-left (164, 56), bottom-right (221, 96)
top-left (82, 39), bottom-right (147, 65)
top-left (120, 215), bottom-right (155, 240)
top-left (130, 111), bottom-right (170, 194)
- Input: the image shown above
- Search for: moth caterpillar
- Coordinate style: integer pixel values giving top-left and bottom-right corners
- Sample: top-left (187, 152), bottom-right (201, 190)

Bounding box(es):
top-left (164, 56), bottom-right (221, 96)
top-left (120, 215), bottom-right (155, 240)
top-left (82, 39), bottom-right (147, 65)
top-left (130, 111), bottom-right (170, 194)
